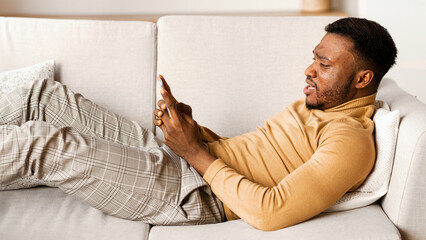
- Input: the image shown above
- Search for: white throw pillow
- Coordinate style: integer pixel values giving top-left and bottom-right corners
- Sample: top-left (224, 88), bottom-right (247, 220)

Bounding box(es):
top-left (0, 60), bottom-right (55, 96)
top-left (326, 100), bottom-right (400, 212)
top-left (0, 60), bottom-right (57, 190)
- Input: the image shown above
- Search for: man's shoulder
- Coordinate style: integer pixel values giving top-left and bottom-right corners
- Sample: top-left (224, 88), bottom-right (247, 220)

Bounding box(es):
top-left (324, 115), bottom-right (373, 134)
top-left (320, 115), bottom-right (375, 144)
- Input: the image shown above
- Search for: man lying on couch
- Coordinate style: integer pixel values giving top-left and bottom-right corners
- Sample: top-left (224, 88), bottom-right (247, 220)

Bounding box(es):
top-left (0, 17), bottom-right (397, 231)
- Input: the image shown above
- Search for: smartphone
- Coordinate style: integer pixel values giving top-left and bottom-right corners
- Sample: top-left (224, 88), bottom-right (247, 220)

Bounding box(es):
top-left (157, 75), bottom-right (170, 117)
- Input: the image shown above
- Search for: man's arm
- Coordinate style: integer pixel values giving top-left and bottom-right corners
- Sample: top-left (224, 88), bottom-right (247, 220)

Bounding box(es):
top-left (203, 127), bottom-right (375, 231)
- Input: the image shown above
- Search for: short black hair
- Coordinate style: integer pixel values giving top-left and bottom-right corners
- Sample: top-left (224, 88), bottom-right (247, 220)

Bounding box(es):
top-left (325, 17), bottom-right (397, 88)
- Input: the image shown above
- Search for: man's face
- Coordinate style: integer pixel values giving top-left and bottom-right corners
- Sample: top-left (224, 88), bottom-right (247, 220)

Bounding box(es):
top-left (304, 33), bottom-right (358, 110)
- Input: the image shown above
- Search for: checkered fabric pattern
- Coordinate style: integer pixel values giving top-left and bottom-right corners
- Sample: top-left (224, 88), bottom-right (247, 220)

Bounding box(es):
top-left (0, 79), bottom-right (224, 225)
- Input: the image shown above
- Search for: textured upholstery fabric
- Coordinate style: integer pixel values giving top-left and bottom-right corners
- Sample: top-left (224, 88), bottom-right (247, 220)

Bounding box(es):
top-left (156, 16), bottom-right (340, 138)
top-left (0, 60), bottom-right (54, 96)
top-left (0, 187), bottom-right (150, 240)
top-left (0, 17), bottom-right (157, 129)
top-left (377, 78), bottom-right (426, 240)
top-left (149, 204), bottom-right (400, 240)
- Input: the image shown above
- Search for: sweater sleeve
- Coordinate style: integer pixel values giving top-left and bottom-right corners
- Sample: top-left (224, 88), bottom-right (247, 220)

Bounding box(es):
top-left (198, 125), bottom-right (227, 143)
top-left (203, 125), bottom-right (375, 231)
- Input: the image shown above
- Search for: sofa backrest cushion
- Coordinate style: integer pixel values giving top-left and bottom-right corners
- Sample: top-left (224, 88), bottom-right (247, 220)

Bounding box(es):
top-left (157, 16), bottom-right (340, 137)
top-left (0, 17), bottom-right (157, 129)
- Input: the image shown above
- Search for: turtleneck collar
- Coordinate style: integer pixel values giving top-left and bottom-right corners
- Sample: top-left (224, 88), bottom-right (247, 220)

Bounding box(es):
top-left (324, 93), bottom-right (377, 113)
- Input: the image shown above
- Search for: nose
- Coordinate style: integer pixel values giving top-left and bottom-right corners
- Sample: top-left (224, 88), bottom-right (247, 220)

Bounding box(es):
top-left (304, 62), bottom-right (316, 78)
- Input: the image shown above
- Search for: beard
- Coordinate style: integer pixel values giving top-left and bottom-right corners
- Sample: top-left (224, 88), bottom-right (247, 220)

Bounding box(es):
top-left (305, 73), bottom-right (354, 110)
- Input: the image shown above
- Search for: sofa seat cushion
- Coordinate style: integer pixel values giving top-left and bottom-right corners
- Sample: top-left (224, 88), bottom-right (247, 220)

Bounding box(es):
top-left (0, 187), bottom-right (150, 240)
top-left (149, 204), bottom-right (400, 240)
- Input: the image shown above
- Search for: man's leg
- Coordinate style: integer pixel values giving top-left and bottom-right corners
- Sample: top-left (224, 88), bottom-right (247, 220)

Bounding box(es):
top-left (0, 78), bottom-right (159, 150)
top-left (0, 79), bottom-right (224, 225)
top-left (0, 121), bottom-right (224, 225)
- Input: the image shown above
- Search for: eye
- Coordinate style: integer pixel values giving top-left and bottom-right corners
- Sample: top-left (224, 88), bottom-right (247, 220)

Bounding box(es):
top-left (320, 63), bottom-right (330, 68)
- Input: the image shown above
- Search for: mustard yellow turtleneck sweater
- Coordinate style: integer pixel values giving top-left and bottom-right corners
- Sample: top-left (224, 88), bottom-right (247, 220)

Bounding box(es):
top-left (201, 94), bottom-right (377, 231)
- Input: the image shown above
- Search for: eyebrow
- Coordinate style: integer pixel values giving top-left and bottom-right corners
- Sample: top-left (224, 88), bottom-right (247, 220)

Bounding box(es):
top-left (313, 50), bottom-right (330, 61)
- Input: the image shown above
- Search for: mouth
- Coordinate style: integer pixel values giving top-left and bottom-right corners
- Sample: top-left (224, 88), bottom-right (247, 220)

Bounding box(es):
top-left (306, 78), bottom-right (317, 88)
top-left (303, 78), bottom-right (316, 95)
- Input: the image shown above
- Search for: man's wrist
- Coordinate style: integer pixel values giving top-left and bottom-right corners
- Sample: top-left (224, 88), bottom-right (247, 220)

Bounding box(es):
top-left (185, 145), bottom-right (216, 176)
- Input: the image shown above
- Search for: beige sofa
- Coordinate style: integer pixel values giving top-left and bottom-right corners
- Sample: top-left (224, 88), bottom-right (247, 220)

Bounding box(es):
top-left (0, 16), bottom-right (425, 240)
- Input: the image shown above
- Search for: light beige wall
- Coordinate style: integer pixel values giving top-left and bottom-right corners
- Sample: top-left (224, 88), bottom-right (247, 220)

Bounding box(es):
top-left (0, 0), bottom-right (299, 16)
top-left (358, 0), bottom-right (426, 103)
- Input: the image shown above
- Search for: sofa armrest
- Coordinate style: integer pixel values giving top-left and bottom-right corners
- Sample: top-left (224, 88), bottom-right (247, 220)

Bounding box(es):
top-left (376, 78), bottom-right (426, 240)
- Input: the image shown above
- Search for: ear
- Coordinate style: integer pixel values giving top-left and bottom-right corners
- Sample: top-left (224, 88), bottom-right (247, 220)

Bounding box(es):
top-left (355, 70), bottom-right (374, 89)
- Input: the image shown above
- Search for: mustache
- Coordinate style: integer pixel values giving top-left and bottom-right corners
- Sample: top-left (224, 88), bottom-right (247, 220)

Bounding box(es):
top-left (306, 76), bottom-right (318, 89)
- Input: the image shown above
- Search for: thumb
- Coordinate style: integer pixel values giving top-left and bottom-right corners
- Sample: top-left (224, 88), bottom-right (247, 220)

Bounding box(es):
top-left (158, 74), bottom-right (172, 94)
top-left (177, 103), bottom-right (193, 117)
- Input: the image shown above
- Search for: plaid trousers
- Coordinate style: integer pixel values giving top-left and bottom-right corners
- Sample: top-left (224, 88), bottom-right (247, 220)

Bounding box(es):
top-left (0, 78), bottom-right (224, 225)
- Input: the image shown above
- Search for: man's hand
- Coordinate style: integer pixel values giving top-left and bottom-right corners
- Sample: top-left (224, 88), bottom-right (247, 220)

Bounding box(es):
top-left (153, 75), bottom-right (216, 175)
